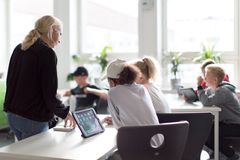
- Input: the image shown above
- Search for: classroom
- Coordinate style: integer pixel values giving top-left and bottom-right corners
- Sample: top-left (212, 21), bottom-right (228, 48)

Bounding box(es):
top-left (0, 0), bottom-right (240, 160)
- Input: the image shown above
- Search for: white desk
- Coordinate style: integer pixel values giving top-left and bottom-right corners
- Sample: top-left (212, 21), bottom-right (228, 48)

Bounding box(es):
top-left (0, 117), bottom-right (117, 160)
top-left (165, 94), bottom-right (221, 160)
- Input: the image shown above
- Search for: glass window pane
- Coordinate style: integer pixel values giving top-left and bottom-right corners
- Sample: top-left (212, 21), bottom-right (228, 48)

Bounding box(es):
top-left (11, 0), bottom-right (53, 50)
top-left (168, 63), bottom-right (234, 87)
top-left (167, 0), bottom-right (234, 52)
top-left (82, 0), bottom-right (138, 53)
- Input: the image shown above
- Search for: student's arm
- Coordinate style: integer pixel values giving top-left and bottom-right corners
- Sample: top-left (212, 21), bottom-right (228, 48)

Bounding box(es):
top-left (84, 87), bottom-right (108, 99)
top-left (63, 90), bottom-right (72, 96)
top-left (198, 87), bottom-right (227, 106)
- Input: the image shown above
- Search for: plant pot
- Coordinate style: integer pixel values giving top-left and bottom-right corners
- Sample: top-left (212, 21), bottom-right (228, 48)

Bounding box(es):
top-left (171, 78), bottom-right (181, 90)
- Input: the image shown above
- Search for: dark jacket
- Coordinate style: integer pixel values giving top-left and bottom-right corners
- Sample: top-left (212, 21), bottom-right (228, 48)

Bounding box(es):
top-left (198, 82), bottom-right (240, 124)
top-left (4, 38), bottom-right (69, 122)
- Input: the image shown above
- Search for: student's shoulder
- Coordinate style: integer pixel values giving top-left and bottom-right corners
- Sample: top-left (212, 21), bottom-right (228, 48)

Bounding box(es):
top-left (33, 39), bottom-right (55, 57)
top-left (108, 85), bottom-right (125, 94)
top-left (218, 82), bottom-right (236, 92)
top-left (87, 84), bottom-right (100, 89)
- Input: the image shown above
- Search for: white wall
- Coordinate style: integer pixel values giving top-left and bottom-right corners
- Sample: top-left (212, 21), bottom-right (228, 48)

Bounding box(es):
top-left (0, 0), bottom-right (10, 78)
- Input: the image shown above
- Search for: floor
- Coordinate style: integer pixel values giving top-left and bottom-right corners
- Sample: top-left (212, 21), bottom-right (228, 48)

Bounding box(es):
top-left (0, 128), bottom-right (15, 148)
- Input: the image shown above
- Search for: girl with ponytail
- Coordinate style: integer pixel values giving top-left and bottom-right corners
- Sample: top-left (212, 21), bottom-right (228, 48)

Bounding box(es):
top-left (133, 56), bottom-right (171, 113)
top-left (4, 15), bottom-right (76, 141)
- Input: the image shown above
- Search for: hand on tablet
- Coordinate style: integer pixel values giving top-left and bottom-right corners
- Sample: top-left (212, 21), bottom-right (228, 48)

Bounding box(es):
top-left (103, 116), bottom-right (113, 125)
top-left (64, 112), bottom-right (76, 129)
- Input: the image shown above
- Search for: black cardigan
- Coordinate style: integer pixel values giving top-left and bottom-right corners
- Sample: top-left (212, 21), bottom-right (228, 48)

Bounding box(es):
top-left (4, 39), bottom-right (69, 122)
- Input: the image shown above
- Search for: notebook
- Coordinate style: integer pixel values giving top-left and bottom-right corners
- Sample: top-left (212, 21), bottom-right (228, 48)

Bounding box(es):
top-left (179, 88), bottom-right (198, 103)
top-left (72, 108), bottom-right (105, 138)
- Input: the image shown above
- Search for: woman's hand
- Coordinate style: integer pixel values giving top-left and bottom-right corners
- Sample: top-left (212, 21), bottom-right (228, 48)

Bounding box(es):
top-left (64, 112), bottom-right (76, 128)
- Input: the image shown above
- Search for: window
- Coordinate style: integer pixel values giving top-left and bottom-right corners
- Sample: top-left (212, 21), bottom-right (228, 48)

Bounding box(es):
top-left (167, 0), bottom-right (234, 52)
top-left (164, 0), bottom-right (236, 87)
top-left (11, 0), bottom-right (53, 51)
top-left (82, 0), bottom-right (138, 54)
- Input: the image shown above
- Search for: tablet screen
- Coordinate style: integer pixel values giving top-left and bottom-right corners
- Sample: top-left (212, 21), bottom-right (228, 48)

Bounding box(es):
top-left (180, 88), bottom-right (198, 103)
top-left (72, 108), bottom-right (105, 138)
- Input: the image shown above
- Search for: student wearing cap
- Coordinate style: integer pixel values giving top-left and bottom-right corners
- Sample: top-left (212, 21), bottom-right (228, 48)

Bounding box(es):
top-left (103, 59), bottom-right (161, 160)
top-left (64, 66), bottom-right (107, 111)
top-left (103, 59), bottom-right (159, 128)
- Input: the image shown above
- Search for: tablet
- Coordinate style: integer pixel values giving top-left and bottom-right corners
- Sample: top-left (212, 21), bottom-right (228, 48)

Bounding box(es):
top-left (179, 88), bottom-right (198, 103)
top-left (53, 125), bottom-right (74, 132)
top-left (72, 108), bottom-right (105, 138)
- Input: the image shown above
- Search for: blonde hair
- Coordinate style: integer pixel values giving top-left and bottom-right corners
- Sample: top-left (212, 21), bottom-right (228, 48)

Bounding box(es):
top-left (201, 59), bottom-right (215, 73)
top-left (134, 56), bottom-right (159, 81)
top-left (206, 64), bottom-right (225, 84)
top-left (21, 15), bottom-right (62, 51)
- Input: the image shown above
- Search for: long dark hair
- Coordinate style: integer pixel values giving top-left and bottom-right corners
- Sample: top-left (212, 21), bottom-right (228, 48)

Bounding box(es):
top-left (109, 65), bottom-right (139, 85)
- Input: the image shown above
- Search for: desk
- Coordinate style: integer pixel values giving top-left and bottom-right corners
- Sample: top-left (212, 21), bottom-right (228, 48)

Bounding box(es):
top-left (165, 94), bottom-right (221, 160)
top-left (0, 116), bottom-right (117, 160)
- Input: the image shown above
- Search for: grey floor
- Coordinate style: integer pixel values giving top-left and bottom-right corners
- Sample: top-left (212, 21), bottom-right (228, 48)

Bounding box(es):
top-left (0, 128), bottom-right (15, 148)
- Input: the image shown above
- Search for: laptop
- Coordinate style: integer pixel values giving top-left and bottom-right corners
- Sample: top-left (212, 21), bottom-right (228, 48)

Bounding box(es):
top-left (72, 108), bottom-right (105, 138)
top-left (179, 88), bottom-right (198, 103)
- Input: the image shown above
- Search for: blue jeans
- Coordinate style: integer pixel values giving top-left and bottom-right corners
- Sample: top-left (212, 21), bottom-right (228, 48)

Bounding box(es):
top-left (7, 112), bottom-right (49, 141)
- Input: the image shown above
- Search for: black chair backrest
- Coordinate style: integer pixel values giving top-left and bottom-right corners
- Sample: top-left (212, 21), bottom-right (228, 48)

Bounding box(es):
top-left (117, 121), bottom-right (189, 160)
top-left (157, 112), bottom-right (214, 160)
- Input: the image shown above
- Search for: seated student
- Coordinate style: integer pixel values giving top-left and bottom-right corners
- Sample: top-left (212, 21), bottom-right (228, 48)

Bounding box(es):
top-left (103, 59), bottom-right (161, 160)
top-left (103, 59), bottom-right (159, 128)
top-left (183, 59), bottom-right (230, 102)
top-left (197, 64), bottom-right (240, 160)
top-left (132, 56), bottom-right (170, 113)
top-left (64, 66), bottom-right (107, 111)
top-left (198, 59), bottom-right (229, 89)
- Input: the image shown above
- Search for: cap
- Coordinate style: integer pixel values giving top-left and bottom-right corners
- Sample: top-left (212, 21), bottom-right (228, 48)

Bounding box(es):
top-left (72, 66), bottom-right (88, 76)
top-left (105, 59), bottom-right (126, 79)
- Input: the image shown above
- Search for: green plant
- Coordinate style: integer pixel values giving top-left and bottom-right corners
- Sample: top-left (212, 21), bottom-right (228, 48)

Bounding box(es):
top-left (66, 46), bottom-right (112, 81)
top-left (170, 52), bottom-right (183, 79)
top-left (193, 44), bottom-right (221, 63)
top-left (0, 80), bottom-right (7, 128)
top-left (96, 45), bottom-right (112, 72)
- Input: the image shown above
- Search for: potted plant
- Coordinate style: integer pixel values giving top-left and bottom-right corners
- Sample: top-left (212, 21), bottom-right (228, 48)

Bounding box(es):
top-left (66, 45), bottom-right (112, 82)
top-left (96, 45), bottom-right (112, 73)
top-left (169, 52), bottom-right (183, 90)
top-left (193, 44), bottom-right (221, 63)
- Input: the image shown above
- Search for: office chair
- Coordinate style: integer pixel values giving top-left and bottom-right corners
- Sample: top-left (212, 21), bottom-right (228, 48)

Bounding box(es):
top-left (225, 137), bottom-right (240, 152)
top-left (157, 112), bottom-right (214, 160)
top-left (117, 121), bottom-right (189, 160)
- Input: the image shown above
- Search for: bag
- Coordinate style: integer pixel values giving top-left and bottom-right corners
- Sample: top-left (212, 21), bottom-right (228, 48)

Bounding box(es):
top-left (48, 116), bottom-right (59, 129)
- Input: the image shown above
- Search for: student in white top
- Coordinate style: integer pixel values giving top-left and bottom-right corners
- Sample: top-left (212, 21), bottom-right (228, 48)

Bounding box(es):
top-left (132, 56), bottom-right (171, 113)
top-left (103, 59), bottom-right (163, 160)
top-left (103, 59), bottom-right (159, 129)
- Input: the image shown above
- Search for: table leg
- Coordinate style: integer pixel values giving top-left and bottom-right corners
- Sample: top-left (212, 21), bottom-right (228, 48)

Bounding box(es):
top-left (214, 112), bottom-right (219, 160)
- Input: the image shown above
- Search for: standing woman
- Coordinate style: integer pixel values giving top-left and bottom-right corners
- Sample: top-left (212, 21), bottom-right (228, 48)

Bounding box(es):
top-left (4, 15), bottom-right (76, 141)
top-left (133, 56), bottom-right (170, 113)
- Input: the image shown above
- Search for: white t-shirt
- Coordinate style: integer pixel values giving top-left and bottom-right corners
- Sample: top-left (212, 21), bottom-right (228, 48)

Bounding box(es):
top-left (107, 83), bottom-right (159, 129)
top-left (145, 83), bottom-right (171, 113)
